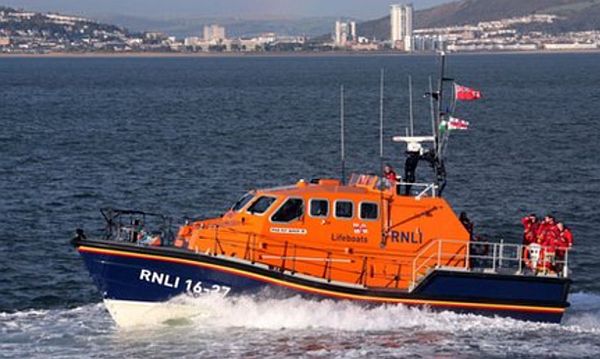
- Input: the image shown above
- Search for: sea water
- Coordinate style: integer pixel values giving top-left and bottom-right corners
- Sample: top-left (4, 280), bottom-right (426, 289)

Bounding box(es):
top-left (1, 53), bottom-right (599, 357)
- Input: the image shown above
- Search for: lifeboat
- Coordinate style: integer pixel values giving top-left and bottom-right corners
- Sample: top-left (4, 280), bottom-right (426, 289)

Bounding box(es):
top-left (71, 54), bottom-right (571, 326)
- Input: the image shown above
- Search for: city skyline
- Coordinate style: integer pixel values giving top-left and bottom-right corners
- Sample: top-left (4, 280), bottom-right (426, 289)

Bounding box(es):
top-left (0, 0), bottom-right (452, 20)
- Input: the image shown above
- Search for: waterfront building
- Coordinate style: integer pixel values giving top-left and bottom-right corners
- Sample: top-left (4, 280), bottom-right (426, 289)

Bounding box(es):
top-left (204, 24), bottom-right (226, 41)
top-left (390, 4), bottom-right (413, 52)
top-left (334, 20), bottom-right (356, 47)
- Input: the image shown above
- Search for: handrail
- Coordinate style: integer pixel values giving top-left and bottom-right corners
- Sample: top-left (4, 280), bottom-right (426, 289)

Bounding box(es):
top-left (410, 239), bottom-right (570, 291)
top-left (193, 225), bottom-right (412, 286)
top-left (411, 239), bottom-right (441, 288)
top-left (395, 181), bottom-right (438, 199)
top-left (348, 173), bottom-right (437, 198)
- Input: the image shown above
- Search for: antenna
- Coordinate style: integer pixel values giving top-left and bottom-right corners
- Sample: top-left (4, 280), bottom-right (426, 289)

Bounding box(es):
top-left (340, 84), bottom-right (346, 184)
top-left (409, 75), bottom-right (414, 136)
top-left (379, 69), bottom-right (384, 159)
top-left (379, 69), bottom-right (386, 249)
top-left (435, 52), bottom-right (447, 154)
top-left (429, 76), bottom-right (436, 149)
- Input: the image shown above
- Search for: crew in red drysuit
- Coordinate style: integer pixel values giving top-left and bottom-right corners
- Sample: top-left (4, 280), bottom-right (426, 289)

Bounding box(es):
top-left (537, 215), bottom-right (559, 247)
top-left (555, 222), bottom-right (573, 260)
top-left (542, 216), bottom-right (568, 272)
top-left (383, 164), bottom-right (397, 184)
top-left (521, 214), bottom-right (539, 246)
top-left (557, 223), bottom-right (573, 248)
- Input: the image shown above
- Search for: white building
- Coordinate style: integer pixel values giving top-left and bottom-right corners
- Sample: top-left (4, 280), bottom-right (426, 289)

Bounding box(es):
top-left (203, 24), bottom-right (226, 41)
top-left (334, 20), bottom-right (356, 47)
top-left (390, 4), bottom-right (413, 51)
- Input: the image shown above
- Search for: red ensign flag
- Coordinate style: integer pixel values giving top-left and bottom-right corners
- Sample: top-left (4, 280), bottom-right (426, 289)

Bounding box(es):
top-left (454, 83), bottom-right (482, 101)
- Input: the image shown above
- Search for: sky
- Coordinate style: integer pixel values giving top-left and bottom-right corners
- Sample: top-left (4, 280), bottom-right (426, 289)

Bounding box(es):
top-left (1, 0), bottom-right (453, 19)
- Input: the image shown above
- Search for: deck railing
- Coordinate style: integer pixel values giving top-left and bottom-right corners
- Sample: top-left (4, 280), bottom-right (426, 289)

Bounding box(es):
top-left (347, 173), bottom-right (437, 198)
top-left (410, 239), bottom-right (570, 291)
top-left (181, 224), bottom-right (418, 289)
top-left (396, 181), bottom-right (438, 199)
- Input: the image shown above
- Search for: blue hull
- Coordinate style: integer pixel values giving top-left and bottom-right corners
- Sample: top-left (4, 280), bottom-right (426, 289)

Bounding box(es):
top-left (76, 240), bottom-right (570, 324)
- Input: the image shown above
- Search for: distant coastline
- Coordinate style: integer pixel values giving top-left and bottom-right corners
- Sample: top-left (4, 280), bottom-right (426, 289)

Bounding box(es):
top-left (1, 49), bottom-right (599, 58)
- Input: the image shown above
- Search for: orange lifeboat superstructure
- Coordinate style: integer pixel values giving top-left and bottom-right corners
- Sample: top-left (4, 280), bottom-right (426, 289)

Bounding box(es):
top-left (176, 175), bottom-right (469, 291)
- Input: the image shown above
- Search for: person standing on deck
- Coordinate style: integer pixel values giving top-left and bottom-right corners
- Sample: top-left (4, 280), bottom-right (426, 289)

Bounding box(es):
top-left (541, 216), bottom-right (560, 245)
top-left (521, 214), bottom-right (539, 246)
top-left (383, 164), bottom-right (397, 184)
top-left (555, 222), bottom-right (573, 272)
top-left (460, 212), bottom-right (474, 240)
top-left (535, 215), bottom-right (560, 272)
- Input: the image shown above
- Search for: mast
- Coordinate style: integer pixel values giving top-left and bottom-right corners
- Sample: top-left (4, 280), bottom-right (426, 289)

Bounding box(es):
top-left (409, 75), bottom-right (414, 136)
top-left (340, 85), bottom-right (345, 184)
top-left (435, 52), bottom-right (446, 155)
top-left (379, 69), bottom-right (386, 237)
top-left (380, 69), bottom-right (384, 160)
top-left (392, 53), bottom-right (456, 197)
top-left (429, 76), bottom-right (437, 151)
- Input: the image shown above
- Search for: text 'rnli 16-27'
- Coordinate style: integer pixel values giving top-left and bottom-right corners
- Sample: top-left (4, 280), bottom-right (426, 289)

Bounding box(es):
top-left (138, 269), bottom-right (231, 296)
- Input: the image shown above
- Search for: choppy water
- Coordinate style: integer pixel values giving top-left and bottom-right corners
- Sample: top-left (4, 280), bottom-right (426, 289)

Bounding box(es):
top-left (1, 53), bottom-right (600, 357)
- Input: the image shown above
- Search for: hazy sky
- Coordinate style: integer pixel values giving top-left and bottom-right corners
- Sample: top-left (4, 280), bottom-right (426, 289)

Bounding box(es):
top-left (2, 0), bottom-right (453, 19)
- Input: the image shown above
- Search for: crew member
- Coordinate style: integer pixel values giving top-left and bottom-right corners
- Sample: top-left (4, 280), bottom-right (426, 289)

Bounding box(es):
top-left (459, 212), bottom-right (474, 240)
top-left (383, 164), bottom-right (397, 183)
top-left (131, 219), bottom-right (142, 243)
top-left (555, 222), bottom-right (573, 272)
top-left (521, 213), bottom-right (539, 246)
top-left (538, 215), bottom-right (559, 247)
top-left (557, 222), bottom-right (573, 248)
top-left (536, 215), bottom-right (560, 273)
top-left (458, 212), bottom-right (487, 268)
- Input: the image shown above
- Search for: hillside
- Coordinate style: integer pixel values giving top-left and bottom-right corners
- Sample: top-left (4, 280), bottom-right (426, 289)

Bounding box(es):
top-left (96, 14), bottom-right (339, 38)
top-left (358, 0), bottom-right (600, 39)
top-left (0, 6), bottom-right (134, 40)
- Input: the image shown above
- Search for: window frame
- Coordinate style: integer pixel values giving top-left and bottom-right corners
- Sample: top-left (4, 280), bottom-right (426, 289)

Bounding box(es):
top-left (359, 201), bottom-right (379, 221)
top-left (231, 192), bottom-right (256, 212)
top-left (246, 195), bottom-right (277, 216)
top-left (308, 198), bottom-right (329, 219)
top-left (333, 199), bottom-right (354, 220)
top-left (269, 197), bottom-right (305, 224)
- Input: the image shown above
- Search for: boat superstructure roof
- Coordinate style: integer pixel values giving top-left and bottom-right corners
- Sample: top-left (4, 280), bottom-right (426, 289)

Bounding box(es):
top-left (251, 176), bottom-right (437, 199)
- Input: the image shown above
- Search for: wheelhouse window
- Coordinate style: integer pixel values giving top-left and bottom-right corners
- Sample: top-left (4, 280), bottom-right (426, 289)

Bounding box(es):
top-left (231, 192), bottom-right (255, 212)
top-left (309, 199), bottom-right (329, 218)
top-left (335, 200), bottom-right (353, 219)
top-left (360, 202), bottom-right (378, 220)
top-left (271, 198), bottom-right (304, 223)
top-left (247, 196), bottom-right (276, 215)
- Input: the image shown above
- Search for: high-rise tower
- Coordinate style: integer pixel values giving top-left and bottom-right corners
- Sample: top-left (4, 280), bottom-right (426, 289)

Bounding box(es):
top-left (334, 20), bottom-right (357, 47)
top-left (390, 4), bottom-right (413, 52)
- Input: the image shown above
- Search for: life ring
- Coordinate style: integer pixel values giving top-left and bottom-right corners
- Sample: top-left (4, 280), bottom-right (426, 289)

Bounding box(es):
top-left (523, 243), bottom-right (544, 271)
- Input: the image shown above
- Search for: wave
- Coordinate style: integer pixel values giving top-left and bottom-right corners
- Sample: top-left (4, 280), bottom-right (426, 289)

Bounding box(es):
top-left (562, 292), bottom-right (600, 331)
top-left (2, 291), bottom-right (600, 333)
top-left (2, 293), bottom-right (600, 358)
top-left (161, 291), bottom-right (600, 334)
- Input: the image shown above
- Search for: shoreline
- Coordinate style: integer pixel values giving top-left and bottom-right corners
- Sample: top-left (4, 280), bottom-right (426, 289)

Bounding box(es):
top-left (0, 49), bottom-right (599, 58)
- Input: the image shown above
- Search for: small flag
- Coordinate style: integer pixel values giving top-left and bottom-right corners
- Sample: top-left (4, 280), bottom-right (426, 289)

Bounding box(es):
top-left (454, 83), bottom-right (482, 101)
top-left (439, 120), bottom-right (448, 135)
top-left (448, 116), bottom-right (470, 130)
